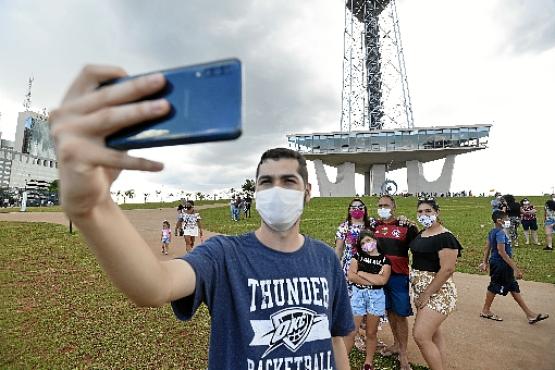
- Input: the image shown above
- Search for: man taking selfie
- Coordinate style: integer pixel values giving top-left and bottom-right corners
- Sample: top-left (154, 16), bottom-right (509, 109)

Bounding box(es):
top-left (49, 65), bottom-right (354, 369)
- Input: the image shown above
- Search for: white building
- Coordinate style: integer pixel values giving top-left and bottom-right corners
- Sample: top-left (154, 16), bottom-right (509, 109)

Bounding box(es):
top-left (0, 111), bottom-right (58, 190)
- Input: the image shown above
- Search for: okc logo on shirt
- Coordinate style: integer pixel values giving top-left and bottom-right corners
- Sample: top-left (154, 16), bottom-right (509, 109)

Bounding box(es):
top-left (250, 307), bottom-right (330, 358)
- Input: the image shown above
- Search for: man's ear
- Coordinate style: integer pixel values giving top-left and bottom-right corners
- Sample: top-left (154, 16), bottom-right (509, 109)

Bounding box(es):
top-left (305, 183), bottom-right (312, 203)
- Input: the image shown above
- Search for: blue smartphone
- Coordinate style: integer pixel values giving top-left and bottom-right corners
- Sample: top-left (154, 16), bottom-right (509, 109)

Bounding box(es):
top-left (104, 58), bottom-right (242, 150)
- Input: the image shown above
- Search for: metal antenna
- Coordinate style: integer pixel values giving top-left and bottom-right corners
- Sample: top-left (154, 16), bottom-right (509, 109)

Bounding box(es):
top-left (23, 77), bottom-right (34, 111)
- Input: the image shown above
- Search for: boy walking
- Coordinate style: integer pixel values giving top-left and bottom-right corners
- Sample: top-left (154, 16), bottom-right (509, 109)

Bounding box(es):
top-left (479, 210), bottom-right (549, 324)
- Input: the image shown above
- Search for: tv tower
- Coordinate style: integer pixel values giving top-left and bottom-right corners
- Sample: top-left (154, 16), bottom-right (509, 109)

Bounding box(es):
top-left (287, 0), bottom-right (491, 196)
top-left (341, 0), bottom-right (413, 131)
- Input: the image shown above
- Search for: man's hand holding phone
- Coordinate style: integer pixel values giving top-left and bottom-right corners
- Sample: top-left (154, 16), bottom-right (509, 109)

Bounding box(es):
top-left (49, 65), bottom-right (169, 219)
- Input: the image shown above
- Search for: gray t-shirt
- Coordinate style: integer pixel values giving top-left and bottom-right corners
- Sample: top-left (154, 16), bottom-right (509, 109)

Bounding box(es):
top-left (172, 232), bottom-right (354, 370)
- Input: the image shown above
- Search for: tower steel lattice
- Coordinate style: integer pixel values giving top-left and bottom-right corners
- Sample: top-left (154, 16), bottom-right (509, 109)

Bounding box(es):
top-left (340, 0), bottom-right (414, 131)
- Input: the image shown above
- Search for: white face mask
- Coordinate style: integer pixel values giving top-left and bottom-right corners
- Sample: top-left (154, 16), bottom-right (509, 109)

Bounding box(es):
top-left (417, 214), bottom-right (437, 229)
top-left (377, 207), bottom-right (392, 219)
top-left (503, 220), bottom-right (511, 228)
top-left (255, 187), bottom-right (305, 232)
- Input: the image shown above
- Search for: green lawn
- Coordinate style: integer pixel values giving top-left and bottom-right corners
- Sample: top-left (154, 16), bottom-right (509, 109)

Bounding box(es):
top-left (1, 196), bottom-right (553, 369)
top-left (202, 196), bottom-right (555, 284)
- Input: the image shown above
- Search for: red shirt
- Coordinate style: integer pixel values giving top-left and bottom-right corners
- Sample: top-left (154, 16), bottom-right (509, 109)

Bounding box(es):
top-left (372, 219), bottom-right (419, 275)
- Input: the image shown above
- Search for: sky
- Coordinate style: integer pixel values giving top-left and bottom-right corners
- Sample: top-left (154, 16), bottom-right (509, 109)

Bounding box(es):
top-left (0, 0), bottom-right (554, 201)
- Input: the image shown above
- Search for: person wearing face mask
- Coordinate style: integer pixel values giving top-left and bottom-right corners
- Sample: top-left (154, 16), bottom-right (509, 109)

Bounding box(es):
top-left (181, 200), bottom-right (203, 252)
top-left (519, 198), bottom-right (540, 246)
top-left (479, 210), bottom-right (549, 325)
top-left (408, 198), bottom-right (462, 370)
top-left (344, 230), bottom-right (391, 370)
top-left (335, 197), bottom-right (373, 295)
top-left (543, 197), bottom-right (555, 251)
top-left (371, 195), bottom-right (418, 370)
top-left (50, 71), bottom-right (356, 370)
top-left (503, 194), bottom-right (521, 247)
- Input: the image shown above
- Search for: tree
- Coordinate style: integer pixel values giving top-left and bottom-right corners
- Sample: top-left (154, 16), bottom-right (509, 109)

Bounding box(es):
top-left (195, 191), bottom-right (203, 200)
top-left (123, 189), bottom-right (135, 204)
top-left (143, 193), bottom-right (150, 203)
top-left (242, 179), bottom-right (256, 196)
top-left (155, 189), bottom-right (162, 202)
top-left (185, 192), bottom-right (192, 201)
top-left (48, 179), bottom-right (59, 194)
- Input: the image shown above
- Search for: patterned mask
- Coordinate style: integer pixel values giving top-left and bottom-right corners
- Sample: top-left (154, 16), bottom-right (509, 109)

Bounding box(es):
top-left (417, 214), bottom-right (437, 229)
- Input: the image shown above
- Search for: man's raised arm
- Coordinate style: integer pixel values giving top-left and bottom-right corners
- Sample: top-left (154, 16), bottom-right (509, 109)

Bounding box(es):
top-left (50, 65), bottom-right (195, 306)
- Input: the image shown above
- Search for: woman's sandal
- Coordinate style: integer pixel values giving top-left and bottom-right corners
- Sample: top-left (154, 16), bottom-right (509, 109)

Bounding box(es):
top-left (480, 312), bottom-right (503, 321)
top-left (528, 313), bottom-right (549, 324)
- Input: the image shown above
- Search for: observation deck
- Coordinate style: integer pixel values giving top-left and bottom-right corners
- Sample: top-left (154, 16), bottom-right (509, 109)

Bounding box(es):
top-left (287, 124), bottom-right (491, 173)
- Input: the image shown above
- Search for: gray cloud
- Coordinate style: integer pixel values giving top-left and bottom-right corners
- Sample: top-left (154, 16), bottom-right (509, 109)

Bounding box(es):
top-left (494, 0), bottom-right (555, 54)
top-left (0, 0), bottom-right (342, 194)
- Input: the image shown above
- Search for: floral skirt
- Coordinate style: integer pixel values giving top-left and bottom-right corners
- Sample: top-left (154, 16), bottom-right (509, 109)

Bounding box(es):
top-left (409, 269), bottom-right (457, 316)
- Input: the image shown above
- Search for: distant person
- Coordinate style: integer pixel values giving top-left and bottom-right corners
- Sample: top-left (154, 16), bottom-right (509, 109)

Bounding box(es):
top-left (520, 198), bottom-right (540, 246)
top-left (50, 68), bottom-right (354, 370)
top-left (182, 200), bottom-right (203, 252)
top-left (233, 195), bottom-right (242, 221)
top-left (229, 195), bottom-right (236, 221)
top-left (409, 198), bottom-right (462, 370)
top-left (161, 220), bottom-right (172, 255)
top-left (371, 195), bottom-right (418, 370)
top-left (344, 230), bottom-right (391, 370)
top-left (479, 210), bottom-right (549, 324)
top-left (504, 194), bottom-right (521, 247)
top-left (175, 204), bottom-right (184, 236)
top-left (544, 196), bottom-right (555, 251)
top-left (490, 193), bottom-right (506, 214)
top-left (237, 195), bottom-right (245, 221)
top-left (244, 194), bottom-right (252, 218)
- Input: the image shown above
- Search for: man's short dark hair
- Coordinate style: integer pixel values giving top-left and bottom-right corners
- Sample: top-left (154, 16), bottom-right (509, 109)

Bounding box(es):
top-left (492, 210), bottom-right (506, 222)
top-left (379, 194), bottom-right (396, 208)
top-left (255, 148), bottom-right (308, 185)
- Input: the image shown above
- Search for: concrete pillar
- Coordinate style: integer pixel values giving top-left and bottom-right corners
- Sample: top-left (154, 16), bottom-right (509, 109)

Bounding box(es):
top-left (312, 160), bottom-right (356, 197)
top-left (364, 171), bottom-right (371, 196)
top-left (407, 155), bottom-right (456, 194)
top-left (370, 164), bottom-right (386, 195)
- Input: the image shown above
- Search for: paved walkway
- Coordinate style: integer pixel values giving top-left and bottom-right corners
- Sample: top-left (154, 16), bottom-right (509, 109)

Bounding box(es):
top-left (2, 208), bottom-right (554, 370)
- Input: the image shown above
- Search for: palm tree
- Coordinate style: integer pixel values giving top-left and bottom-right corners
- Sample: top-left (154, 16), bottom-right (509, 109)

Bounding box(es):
top-left (155, 189), bottom-right (162, 202)
top-left (124, 189), bottom-right (135, 204)
top-left (143, 193), bottom-right (150, 203)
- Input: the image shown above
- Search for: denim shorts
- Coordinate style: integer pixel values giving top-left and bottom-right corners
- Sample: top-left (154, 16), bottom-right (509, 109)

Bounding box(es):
top-left (350, 286), bottom-right (386, 317)
top-left (545, 218), bottom-right (555, 228)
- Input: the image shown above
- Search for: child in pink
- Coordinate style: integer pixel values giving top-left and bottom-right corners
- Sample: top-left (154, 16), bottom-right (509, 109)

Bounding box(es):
top-left (161, 220), bottom-right (172, 255)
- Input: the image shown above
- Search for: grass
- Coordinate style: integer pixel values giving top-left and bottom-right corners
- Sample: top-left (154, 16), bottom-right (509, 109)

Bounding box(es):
top-left (201, 196), bottom-right (555, 284)
top-left (1, 196), bottom-right (553, 369)
top-left (1, 222), bottom-right (211, 369)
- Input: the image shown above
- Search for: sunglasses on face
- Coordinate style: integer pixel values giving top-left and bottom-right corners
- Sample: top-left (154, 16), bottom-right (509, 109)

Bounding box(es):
top-left (349, 205), bottom-right (365, 210)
